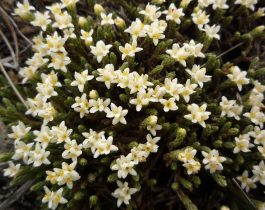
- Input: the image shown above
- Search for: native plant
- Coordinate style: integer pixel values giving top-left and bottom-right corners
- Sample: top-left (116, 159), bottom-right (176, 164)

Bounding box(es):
top-left (1, 0), bottom-right (265, 209)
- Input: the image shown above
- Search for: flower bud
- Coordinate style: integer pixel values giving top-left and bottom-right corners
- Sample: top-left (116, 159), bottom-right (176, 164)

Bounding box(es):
top-left (94, 4), bottom-right (105, 15)
top-left (151, 0), bottom-right (165, 5)
top-left (171, 182), bottom-right (179, 191)
top-left (74, 191), bottom-right (85, 200)
top-left (250, 25), bottom-right (265, 37)
top-left (89, 195), bottom-right (98, 208)
top-left (114, 17), bottom-right (125, 29)
top-left (78, 16), bottom-right (87, 28)
top-left (180, 0), bottom-right (192, 8)
top-left (180, 178), bottom-right (193, 191)
top-left (87, 173), bottom-right (96, 183)
top-left (146, 115), bottom-right (158, 126)
top-left (79, 158), bottom-right (88, 166)
top-left (89, 89), bottom-right (99, 99)
top-left (107, 173), bottom-right (118, 183)
top-left (220, 206), bottom-right (230, 210)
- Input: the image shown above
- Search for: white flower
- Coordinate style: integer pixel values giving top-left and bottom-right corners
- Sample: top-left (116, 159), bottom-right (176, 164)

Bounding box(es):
top-left (227, 66), bottom-right (250, 91)
top-left (36, 82), bottom-right (58, 100)
top-left (42, 187), bottom-right (68, 210)
top-left (147, 123), bottom-right (162, 136)
top-left (19, 66), bottom-right (37, 83)
top-left (31, 11), bottom-right (51, 31)
top-left (159, 97), bottom-right (178, 112)
top-left (32, 33), bottom-right (47, 54)
top-left (166, 43), bottom-right (189, 66)
top-left (253, 80), bottom-right (265, 94)
top-left (145, 134), bottom-right (160, 153)
top-left (127, 73), bottom-right (153, 94)
top-left (130, 146), bottom-right (149, 163)
top-left (100, 13), bottom-right (114, 25)
top-left (89, 98), bottom-right (110, 113)
top-left (139, 3), bottom-right (161, 21)
top-left (243, 106), bottom-right (265, 127)
top-left (46, 3), bottom-right (63, 15)
top-left (233, 134), bottom-right (254, 153)
top-left (90, 40), bottom-right (112, 63)
top-left (33, 125), bottom-right (54, 148)
top-left (14, 0), bottom-right (35, 19)
top-left (183, 40), bottom-right (205, 58)
top-left (180, 79), bottom-right (197, 103)
top-left (46, 32), bottom-right (66, 53)
top-left (93, 135), bottom-right (118, 158)
top-left (202, 149), bottom-right (226, 173)
top-left (163, 78), bottom-right (183, 100)
top-left (257, 146), bottom-right (265, 160)
top-left (106, 103), bottom-right (128, 125)
top-left (48, 52), bottom-right (71, 72)
top-left (82, 129), bottom-right (105, 153)
top-left (12, 141), bottom-right (34, 163)
top-left (163, 3), bottom-right (184, 24)
top-left (3, 161), bottom-right (21, 178)
top-left (252, 161), bottom-right (265, 185)
top-left (202, 24), bottom-right (221, 40)
top-left (54, 161), bottom-right (80, 189)
top-left (61, 0), bottom-right (79, 7)
top-left (26, 95), bottom-right (45, 117)
top-left (26, 52), bottom-right (49, 69)
top-left (71, 70), bottom-right (94, 92)
top-left (51, 121), bottom-right (73, 144)
top-left (177, 147), bottom-right (197, 163)
top-left (53, 11), bottom-right (74, 29)
top-left (111, 154), bottom-right (137, 178)
top-left (8, 121), bottom-right (31, 142)
top-left (38, 102), bottom-right (57, 124)
top-left (198, 0), bottom-right (213, 8)
top-left (146, 20), bottom-right (167, 45)
top-left (219, 96), bottom-right (243, 120)
top-left (72, 94), bottom-right (90, 118)
top-left (62, 140), bottom-right (82, 161)
top-left (256, 7), bottom-right (265, 17)
top-left (119, 41), bottom-right (143, 60)
top-left (186, 65), bottom-right (211, 88)
top-left (248, 92), bottom-right (264, 108)
top-left (191, 9), bottom-right (210, 29)
top-left (183, 160), bottom-right (201, 175)
top-left (28, 143), bottom-right (51, 167)
top-left (125, 18), bottom-right (147, 41)
top-left (41, 71), bottom-right (62, 87)
top-left (112, 181), bottom-right (138, 207)
top-left (80, 29), bottom-right (93, 45)
top-left (130, 90), bottom-right (150, 111)
top-left (235, 0), bottom-right (258, 11)
top-left (237, 170), bottom-right (256, 192)
top-left (149, 85), bottom-right (166, 102)
top-left (63, 28), bottom-right (76, 39)
top-left (212, 0), bottom-right (229, 10)
top-left (96, 64), bottom-right (117, 89)
top-left (248, 126), bottom-right (265, 145)
top-left (184, 104), bottom-right (211, 127)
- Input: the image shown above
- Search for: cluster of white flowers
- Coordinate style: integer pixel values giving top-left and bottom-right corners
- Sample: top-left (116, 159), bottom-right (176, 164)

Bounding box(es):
top-left (177, 147), bottom-right (201, 175)
top-left (202, 149), bottom-right (226, 173)
top-left (82, 129), bottom-right (118, 158)
top-left (5, 0), bottom-right (265, 209)
top-left (219, 96), bottom-right (243, 120)
top-left (72, 93), bottom-right (128, 125)
top-left (46, 161), bottom-right (80, 189)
